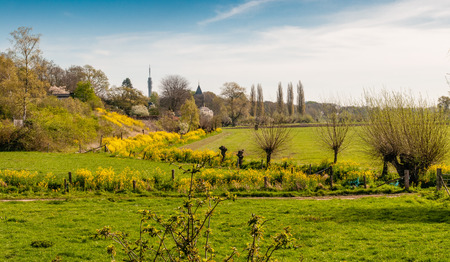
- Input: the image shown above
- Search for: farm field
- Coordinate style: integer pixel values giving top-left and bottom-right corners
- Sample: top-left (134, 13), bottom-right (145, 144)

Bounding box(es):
top-left (182, 126), bottom-right (450, 167)
top-left (0, 151), bottom-right (175, 176)
top-left (1, 127), bottom-right (450, 261)
top-left (182, 127), bottom-right (380, 167)
top-left (1, 194), bottom-right (449, 261)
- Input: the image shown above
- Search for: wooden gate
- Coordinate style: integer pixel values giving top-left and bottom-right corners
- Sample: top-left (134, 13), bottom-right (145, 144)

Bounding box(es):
top-left (436, 168), bottom-right (450, 195)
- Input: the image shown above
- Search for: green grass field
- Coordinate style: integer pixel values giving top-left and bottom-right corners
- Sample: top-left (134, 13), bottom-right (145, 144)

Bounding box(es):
top-left (183, 127), bottom-right (450, 167)
top-left (182, 127), bottom-right (377, 166)
top-left (0, 151), bottom-right (175, 175)
top-left (1, 194), bottom-right (449, 261)
top-left (1, 128), bottom-right (450, 261)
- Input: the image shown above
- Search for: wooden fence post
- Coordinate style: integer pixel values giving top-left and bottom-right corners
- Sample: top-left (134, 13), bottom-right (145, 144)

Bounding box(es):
top-left (68, 172), bottom-right (72, 184)
top-left (291, 167), bottom-right (294, 174)
top-left (264, 176), bottom-right (268, 188)
top-left (133, 180), bottom-right (136, 190)
top-left (329, 166), bottom-right (333, 188)
top-left (172, 169), bottom-right (175, 181)
top-left (404, 170), bottom-right (410, 190)
top-left (437, 168), bottom-right (442, 191)
top-left (142, 129), bottom-right (145, 135)
top-left (64, 179), bottom-right (69, 193)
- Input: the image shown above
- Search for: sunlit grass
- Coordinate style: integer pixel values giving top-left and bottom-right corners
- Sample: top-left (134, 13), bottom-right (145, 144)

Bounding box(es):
top-left (1, 194), bottom-right (449, 261)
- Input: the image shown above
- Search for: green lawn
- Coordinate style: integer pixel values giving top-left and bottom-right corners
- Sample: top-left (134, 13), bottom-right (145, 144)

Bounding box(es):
top-left (1, 194), bottom-right (449, 261)
top-left (184, 127), bottom-right (450, 168)
top-left (0, 151), bottom-right (175, 176)
top-left (183, 127), bottom-right (377, 166)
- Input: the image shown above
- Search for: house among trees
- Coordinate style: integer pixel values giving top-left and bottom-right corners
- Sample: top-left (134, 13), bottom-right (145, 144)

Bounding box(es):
top-left (49, 86), bottom-right (70, 100)
top-left (199, 106), bottom-right (213, 119)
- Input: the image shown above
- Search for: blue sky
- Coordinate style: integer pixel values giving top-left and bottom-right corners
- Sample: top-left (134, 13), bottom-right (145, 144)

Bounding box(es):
top-left (1, 0), bottom-right (450, 103)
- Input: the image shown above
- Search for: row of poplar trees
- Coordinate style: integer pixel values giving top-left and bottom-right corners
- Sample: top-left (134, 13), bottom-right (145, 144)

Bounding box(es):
top-left (248, 81), bottom-right (306, 118)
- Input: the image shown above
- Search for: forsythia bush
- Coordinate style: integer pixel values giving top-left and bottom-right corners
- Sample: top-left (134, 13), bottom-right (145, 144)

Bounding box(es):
top-left (421, 164), bottom-right (450, 186)
top-left (96, 108), bottom-right (145, 129)
top-left (177, 168), bottom-right (326, 193)
top-left (0, 166), bottom-right (325, 193)
top-left (102, 129), bottom-right (231, 165)
top-left (74, 167), bottom-right (147, 191)
top-left (0, 169), bottom-right (38, 188)
top-left (0, 168), bottom-right (150, 192)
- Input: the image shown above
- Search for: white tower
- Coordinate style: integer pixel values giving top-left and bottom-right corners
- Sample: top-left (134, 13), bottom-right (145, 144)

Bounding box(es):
top-left (147, 66), bottom-right (152, 97)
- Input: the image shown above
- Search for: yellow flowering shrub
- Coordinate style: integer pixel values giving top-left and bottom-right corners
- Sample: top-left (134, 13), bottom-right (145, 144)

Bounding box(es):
top-left (0, 178), bottom-right (6, 187)
top-left (192, 168), bottom-right (325, 191)
top-left (421, 164), bottom-right (450, 186)
top-left (102, 128), bottom-right (229, 166)
top-left (96, 108), bottom-right (146, 129)
top-left (73, 167), bottom-right (147, 191)
top-left (0, 169), bottom-right (37, 187)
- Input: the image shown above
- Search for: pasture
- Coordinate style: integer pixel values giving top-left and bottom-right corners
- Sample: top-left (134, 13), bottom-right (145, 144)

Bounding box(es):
top-left (183, 126), bottom-right (450, 167)
top-left (1, 127), bottom-right (450, 261)
top-left (1, 194), bottom-right (449, 261)
top-left (183, 127), bottom-right (381, 167)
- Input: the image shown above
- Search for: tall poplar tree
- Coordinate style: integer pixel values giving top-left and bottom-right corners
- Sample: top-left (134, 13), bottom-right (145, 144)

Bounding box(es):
top-left (276, 82), bottom-right (284, 114)
top-left (287, 82), bottom-right (294, 116)
top-left (250, 84), bottom-right (256, 117)
top-left (297, 81), bottom-right (305, 116)
top-left (256, 84), bottom-right (264, 118)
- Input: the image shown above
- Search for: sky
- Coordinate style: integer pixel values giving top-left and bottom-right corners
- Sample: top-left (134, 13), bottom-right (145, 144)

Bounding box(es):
top-left (1, 0), bottom-right (450, 103)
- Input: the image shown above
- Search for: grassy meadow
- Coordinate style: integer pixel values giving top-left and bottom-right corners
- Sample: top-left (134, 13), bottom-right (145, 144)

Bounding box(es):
top-left (183, 126), bottom-right (450, 167)
top-left (1, 194), bottom-right (449, 261)
top-left (0, 151), bottom-right (175, 176)
top-left (183, 127), bottom-right (379, 167)
top-left (1, 127), bottom-right (450, 261)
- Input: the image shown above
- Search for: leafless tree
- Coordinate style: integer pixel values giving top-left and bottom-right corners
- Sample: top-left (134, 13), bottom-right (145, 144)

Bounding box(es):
top-left (317, 104), bottom-right (351, 164)
top-left (253, 123), bottom-right (292, 168)
top-left (46, 62), bottom-right (66, 87)
top-left (221, 82), bottom-right (248, 126)
top-left (83, 65), bottom-right (109, 98)
top-left (159, 75), bottom-right (191, 113)
top-left (362, 90), bottom-right (449, 184)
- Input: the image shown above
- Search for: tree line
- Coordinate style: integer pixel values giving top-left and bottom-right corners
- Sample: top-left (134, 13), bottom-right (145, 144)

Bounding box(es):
top-left (1, 26), bottom-right (450, 185)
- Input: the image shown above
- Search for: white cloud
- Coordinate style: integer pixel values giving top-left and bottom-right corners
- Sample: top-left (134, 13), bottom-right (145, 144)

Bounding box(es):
top-left (42, 0), bottom-right (450, 103)
top-left (198, 0), bottom-right (277, 26)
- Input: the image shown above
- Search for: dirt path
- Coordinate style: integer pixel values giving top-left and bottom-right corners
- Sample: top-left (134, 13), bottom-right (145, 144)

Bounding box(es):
top-left (0, 193), bottom-right (412, 202)
top-left (243, 193), bottom-right (412, 200)
top-left (0, 198), bottom-right (66, 202)
top-left (180, 131), bottom-right (231, 150)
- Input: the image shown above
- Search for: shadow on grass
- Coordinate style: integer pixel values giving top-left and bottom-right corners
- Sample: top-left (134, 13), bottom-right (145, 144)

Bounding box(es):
top-left (334, 205), bottom-right (450, 224)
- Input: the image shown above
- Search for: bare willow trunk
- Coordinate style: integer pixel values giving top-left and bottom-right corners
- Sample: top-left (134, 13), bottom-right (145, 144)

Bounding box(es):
top-left (317, 109), bottom-right (351, 164)
top-left (253, 124), bottom-right (292, 168)
top-left (362, 90), bottom-right (449, 184)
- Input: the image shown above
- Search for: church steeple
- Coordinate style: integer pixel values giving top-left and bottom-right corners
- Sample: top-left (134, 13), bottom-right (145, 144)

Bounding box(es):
top-left (147, 65), bottom-right (152, 97)
top-left (195, 81), bottom-right (202, 95)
